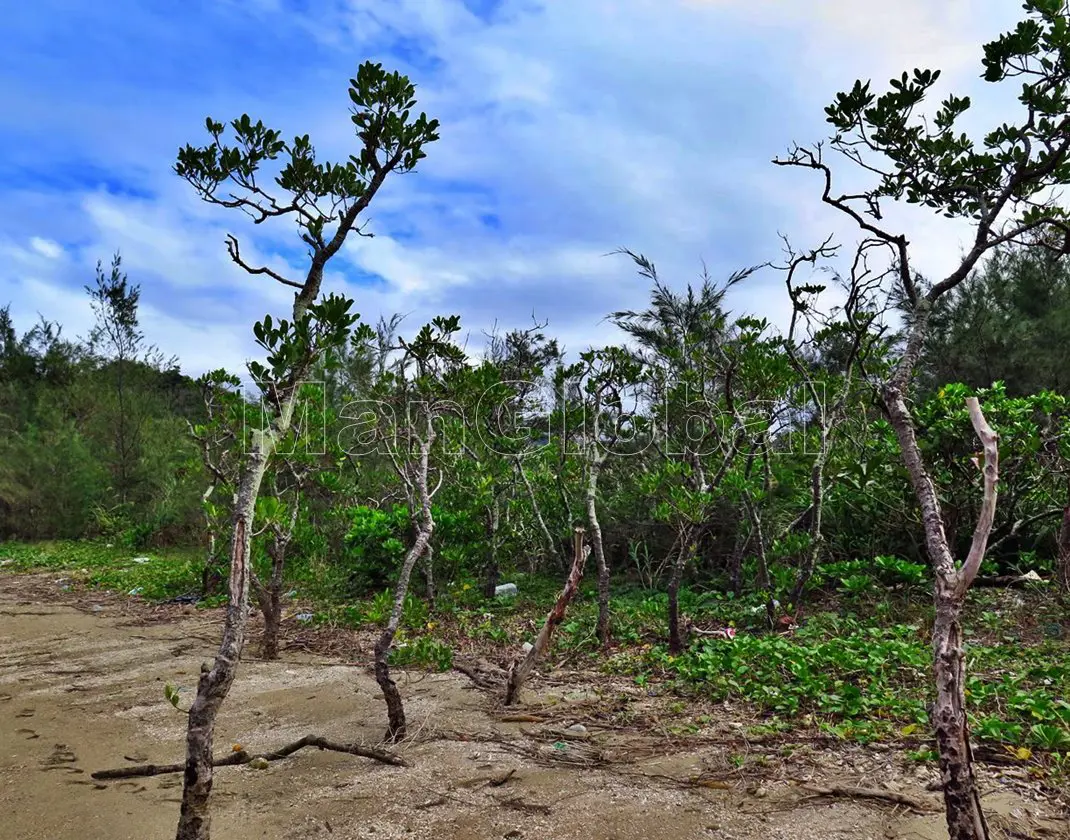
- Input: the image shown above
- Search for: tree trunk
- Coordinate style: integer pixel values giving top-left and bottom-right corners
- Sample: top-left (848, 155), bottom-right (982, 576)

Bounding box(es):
top-left (373, 426), bottom-right (435, 743)
top-left (1056, 504), bottom-right (1070, 594)
top-left (199, 482), bottom-right (220, 598)
top-left (253, 496), bottom-right (297, 662)
top-left (932, 589), bottom-right (989, 840)
top-left (261, 592), bottom-right (280, 660)
top-left (482, 496), bottom-right (501, 598)
top-left (175, 450), bottom-right (270, 840)
top-left (175, 371), bottom-right (307, 840)
top-left (423, 543), bottom-right (436, 602)
top-left (586, 452), bottom-right (610, 646)
top-left (504, 528), bottom-right (589, 705)
top-left (790, 441), bottom-right (828, 609)
top-left (515, 457), bottom-right (560, 571)
top-left (884, 381), bottom-right (997, 840)
top-left (667, 533), bottom-right (694, 655)
top-left (373, 528), bottom-right (432, 741)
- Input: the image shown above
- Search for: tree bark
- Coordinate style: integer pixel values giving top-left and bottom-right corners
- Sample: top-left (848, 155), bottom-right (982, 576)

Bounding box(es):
top-left (252, 497), bottom-right (298, 661)
top-left (932, 590), bottom-right (989, 840)
top-left (1056, 504), bottom-right (1070, 594)
top-left (482, 494), bottom-right (501, 598)
top-left (586, 449), bottom-right (610, 647)
top-left (176, 448), bottom-right (269, 840)
top-left (176, 372), bottom-right (305, 840)
top-left (883, 381), bottom-right (997, 840)
top-left (373, 421), bottom-right (435, 742)
top-left (504, 528), bottom-right (589, 705)
top-left (667, 530), bottom-right (695, 655)
top-left (515, 457), bottom-right (560, 571)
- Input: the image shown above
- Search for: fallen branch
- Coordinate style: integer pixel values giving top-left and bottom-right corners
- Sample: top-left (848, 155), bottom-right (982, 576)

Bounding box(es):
top-left (798, 783), bottom-right (939, 813)
top-left (92, 733), bottom-right (407, 779)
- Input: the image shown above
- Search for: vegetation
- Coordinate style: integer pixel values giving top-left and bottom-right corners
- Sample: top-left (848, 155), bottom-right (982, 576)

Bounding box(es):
top-left (4, 3), bottom-right (1070, 839)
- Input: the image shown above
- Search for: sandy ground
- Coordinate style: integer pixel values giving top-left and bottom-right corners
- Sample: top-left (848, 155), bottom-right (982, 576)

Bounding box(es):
top-left (1, 576), bottom-right (1067, 840)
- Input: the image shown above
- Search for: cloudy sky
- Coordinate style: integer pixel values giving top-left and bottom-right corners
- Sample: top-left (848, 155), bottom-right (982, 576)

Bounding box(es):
top-left (0, 0), bottom-right (1025, 376)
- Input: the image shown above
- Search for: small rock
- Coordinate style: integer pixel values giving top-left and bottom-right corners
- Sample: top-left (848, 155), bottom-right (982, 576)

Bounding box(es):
top-left (753, 786), bottom-right (768, 798)
top-left (495, 583), bottom-right (518, 598)
top-left (131, 556), bottom-right (151, 565)
top-left (248, 757), bottom-right (270, 770)
top-left (565, 723), bottom-right (588, 735)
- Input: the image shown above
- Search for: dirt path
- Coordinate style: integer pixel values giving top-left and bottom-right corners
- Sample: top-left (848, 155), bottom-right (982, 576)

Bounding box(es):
top-left (1, 579), bottom-right (1065, 840)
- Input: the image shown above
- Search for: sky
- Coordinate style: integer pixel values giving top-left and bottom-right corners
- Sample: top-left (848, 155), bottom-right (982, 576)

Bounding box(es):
top-left (0, 0), bottom-right (1028, 378)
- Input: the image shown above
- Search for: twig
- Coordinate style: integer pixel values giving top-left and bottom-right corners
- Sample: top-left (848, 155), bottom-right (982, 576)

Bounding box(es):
top-left (91, 733), bottom-right (407, 779)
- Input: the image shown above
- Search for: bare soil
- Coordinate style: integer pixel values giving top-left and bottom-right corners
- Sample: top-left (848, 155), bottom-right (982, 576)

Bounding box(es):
top-left (1, 574), bottom-right (1066, 840)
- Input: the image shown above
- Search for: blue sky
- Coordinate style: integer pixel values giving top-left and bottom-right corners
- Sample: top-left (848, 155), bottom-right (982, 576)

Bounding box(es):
top-left (0, 0), bottom-right (1024, 376)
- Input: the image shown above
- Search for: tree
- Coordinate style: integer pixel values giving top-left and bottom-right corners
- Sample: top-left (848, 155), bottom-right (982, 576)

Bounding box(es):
top-left (85, 252), bottom-right (174, 513)
top-left (775, 4), bottom-right (1070, 836)
top-left (367, 315), bottom-right (465, 740)
top-left (612, 252), bottom-right (758, 651)
top-left (920, 243), bottom-right (1070, 396)
top-left (171, 61), bottom-right (439, 840)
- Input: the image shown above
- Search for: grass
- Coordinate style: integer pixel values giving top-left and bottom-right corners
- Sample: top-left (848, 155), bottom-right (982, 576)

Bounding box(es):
top-left (0, 540), bottom-right (203, 601)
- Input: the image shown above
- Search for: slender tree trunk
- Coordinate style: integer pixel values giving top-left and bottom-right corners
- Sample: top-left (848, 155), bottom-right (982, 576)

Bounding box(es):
top-left (744, 501), bottom-right (777, 628)
top-left (1056, 504), bottom-right (1070, 594)
top-left (515, 457), bottom-right (560, 570)
top-left (423, 543), bottom-right (436, 602)
top-left (373, 426), bottom-right (435, 742)
top-left (884, 378), bottom-right (997, 840)
top-left (482, 496), bottom-right (501, 598)
top-left (729, 526), bottom-right (749, 597)
top-left (253, 495), bottom-right (298, 661)
top-left (586, 450), bottom-right (610, 646)
top-left (199, 483), bottom-right (220, 598)
top-left (504, 528), bottom-right (589, 705)
top-left (667, 530), bottom-right (695, 655)
top-left (254, 581), bottom-right (281, 661)
top-left (176, 449), bottom-right (271, 840)
top-left (790, 439), bottom-right (828, 608)
top-left (932, 589), bottom-right (989, 840)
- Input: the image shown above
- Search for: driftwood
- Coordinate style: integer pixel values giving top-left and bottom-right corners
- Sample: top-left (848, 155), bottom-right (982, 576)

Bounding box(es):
top-left (92, 734), bottom-right (407, 780)
top-left (504, 528), bottom-right (590, 705)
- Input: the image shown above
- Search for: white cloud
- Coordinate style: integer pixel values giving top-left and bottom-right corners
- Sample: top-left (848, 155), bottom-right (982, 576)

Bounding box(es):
top-left (29, 237), bottom-right (64, 260)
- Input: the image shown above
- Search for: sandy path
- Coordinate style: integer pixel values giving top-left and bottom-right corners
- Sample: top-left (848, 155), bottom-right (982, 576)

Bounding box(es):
top-left (1, 582), bottom-right (1065, 840)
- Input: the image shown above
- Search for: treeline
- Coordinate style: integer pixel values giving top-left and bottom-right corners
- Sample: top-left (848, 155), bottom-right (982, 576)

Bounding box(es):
top-left (0, 254), bottom-right (204, 543)
top-left (3, 241), bottom-right (1069, 603)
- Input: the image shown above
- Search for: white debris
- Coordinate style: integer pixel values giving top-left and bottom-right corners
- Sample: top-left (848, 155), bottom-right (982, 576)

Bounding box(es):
top-left (494, 583), bottom-right (518, 598)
